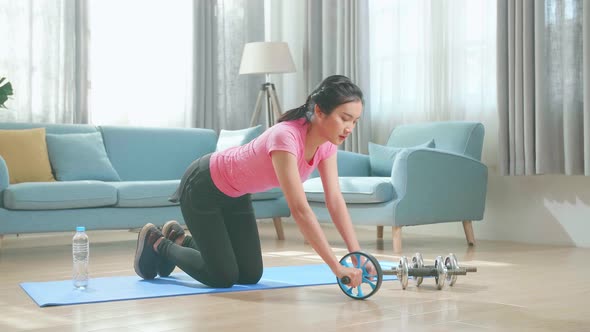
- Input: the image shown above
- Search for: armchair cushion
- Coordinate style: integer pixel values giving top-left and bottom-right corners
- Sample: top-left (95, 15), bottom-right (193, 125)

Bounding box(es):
top-left (304, 177), bottom-right (394, 203)
top-left (46, 132), bottom-right (121, 181)
top-left (368, 139), bottom-right (435, 176)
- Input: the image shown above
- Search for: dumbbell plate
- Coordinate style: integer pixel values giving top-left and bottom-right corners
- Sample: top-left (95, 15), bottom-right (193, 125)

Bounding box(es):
top-left (445, 254), bottom-right (459, 286)
top-left (412, 253), bottom-right (424, 286)
top-left (434, 256), bottom-right (446, 290)
top-left (398, 256), bottom-right (409, 289)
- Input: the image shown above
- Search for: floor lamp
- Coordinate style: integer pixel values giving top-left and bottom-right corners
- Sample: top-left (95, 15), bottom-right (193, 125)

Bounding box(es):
top-left (239, 42), bottom-right (296, 128)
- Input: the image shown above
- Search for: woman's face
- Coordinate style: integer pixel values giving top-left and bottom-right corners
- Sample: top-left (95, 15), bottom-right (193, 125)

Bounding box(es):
top-left (314, 100), bottom-right (363, 145)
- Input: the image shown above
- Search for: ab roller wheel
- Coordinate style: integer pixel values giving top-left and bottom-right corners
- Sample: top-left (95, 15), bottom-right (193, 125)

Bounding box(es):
top-left (337, 251), bottom-right (383, 300)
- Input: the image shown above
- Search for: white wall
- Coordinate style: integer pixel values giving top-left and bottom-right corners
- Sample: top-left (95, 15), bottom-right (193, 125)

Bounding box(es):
top-left (404, 174), bottom-right (590, 248)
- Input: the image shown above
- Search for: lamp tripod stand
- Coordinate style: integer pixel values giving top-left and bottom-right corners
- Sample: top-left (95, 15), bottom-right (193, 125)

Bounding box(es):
top-left (250, 82), bottom-right (283, 128)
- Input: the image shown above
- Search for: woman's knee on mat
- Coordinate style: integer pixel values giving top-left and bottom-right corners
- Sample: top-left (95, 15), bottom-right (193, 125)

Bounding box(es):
top-left (238, 268), bottom-right (262, 285)
top-left (206, 263), bottom-right (240, 288)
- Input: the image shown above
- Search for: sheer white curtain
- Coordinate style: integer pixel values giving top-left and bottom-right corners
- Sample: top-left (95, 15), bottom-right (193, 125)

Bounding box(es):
top-left (89, 0), bottom-right (263, 130)
top-left (369, 0), bottom-right (497, 167)
top-left (0, 0), bottom-right (87, 124)
top-left (538, 0), bottom-right (587, 174)
top-left (88, 0), bottom-right (193, 127)
top-left (269, 0), bottom-right (371, 153)
top-left (215, 0), bottom-right (265, 130)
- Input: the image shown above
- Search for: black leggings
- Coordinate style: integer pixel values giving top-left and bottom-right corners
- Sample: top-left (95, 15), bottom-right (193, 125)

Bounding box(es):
top-left (158, 154), bottom-right (263, 288)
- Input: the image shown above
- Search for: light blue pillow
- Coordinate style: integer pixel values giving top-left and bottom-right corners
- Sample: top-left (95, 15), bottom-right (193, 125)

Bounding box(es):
top-left (46, 132), bottom-right (121, 181)
top-left (216, 125), bottom-right (264, 152)
top-left (368, 139), bottom-right (435, 176)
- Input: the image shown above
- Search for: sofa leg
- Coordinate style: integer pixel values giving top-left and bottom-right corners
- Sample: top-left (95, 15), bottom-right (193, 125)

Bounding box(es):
top-left (462, 220), bottom-right (475, 246)
top-left (377, 226), bottom-right (384, 239)
top-left (272, 217), bottom-right (285, 240)
top-left (392, 226), bottom-right (402, 253)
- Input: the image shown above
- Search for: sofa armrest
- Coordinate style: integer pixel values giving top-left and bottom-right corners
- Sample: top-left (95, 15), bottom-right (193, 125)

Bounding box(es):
top-left (0, 155), bottom-right (8, 208)
top-left (0, 155), bottom-right (8, 191)
top-left (391, 148), bottom-right (488, 224)
top-left (309, 150), bottom-right (371, 178)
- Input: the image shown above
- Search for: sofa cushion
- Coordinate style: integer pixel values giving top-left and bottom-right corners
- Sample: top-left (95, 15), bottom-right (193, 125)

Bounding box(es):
top-left (368, 139), bottom-right (435, 176)
top-left (303, 177), bottom-right (395, 204)
top-left (110, 181), bottom-right (180, 207)
top-left (46, 132), bottom-right (121, 181)
top-left (3, 181), bottom-right (117, 210)
top-left (251, 187), bottom-right (283, 201)
top-left (216, 125), bottom-right (263, 152)
top-left (100, 126), bottom-right (217, 181)
top-left (0, 128), bottom-right (56, 184)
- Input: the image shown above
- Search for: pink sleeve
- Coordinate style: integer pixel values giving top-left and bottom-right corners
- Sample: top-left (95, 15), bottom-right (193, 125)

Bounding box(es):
top-left (266, 126), bottom-right (299, 157)
top-left (320, 143), bottom-right (338, 160)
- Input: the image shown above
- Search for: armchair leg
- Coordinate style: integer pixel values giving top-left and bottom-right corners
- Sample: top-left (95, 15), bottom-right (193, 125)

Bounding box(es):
top-left (377, 226), bottom-right (384, 239)
top-left (462, 220), bottom-right (475, 246)
top-left (272, 217), bottom-right (285, 240)
top-left (392, 226), bottom-right (402, 253)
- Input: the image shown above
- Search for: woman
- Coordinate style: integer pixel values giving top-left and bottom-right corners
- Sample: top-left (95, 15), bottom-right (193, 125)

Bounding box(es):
top-left (134, 75), bottom-right (372, 288)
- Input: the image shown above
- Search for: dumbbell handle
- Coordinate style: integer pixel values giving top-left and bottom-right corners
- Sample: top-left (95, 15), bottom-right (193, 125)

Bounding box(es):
top-left (383, 267), bottom-right (439, 277)
top-left (384, 267), bottom-right (472, 277)
top-left (421, 264), bottom-right (478, 273)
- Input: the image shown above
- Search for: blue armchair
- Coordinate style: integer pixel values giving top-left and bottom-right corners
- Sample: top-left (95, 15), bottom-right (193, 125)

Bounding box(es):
top-left (303, 121), bottom-right (488, 253)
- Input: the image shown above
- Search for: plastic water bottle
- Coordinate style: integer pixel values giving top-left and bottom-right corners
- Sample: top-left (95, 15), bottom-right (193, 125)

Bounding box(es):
top-left (72, 226), bottom-right (89, 289)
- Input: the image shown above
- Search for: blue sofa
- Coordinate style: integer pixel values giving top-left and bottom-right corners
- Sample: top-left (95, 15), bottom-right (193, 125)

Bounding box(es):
top-left (303, 121), bottom-right (488, 252)
top-left (0, 123), bottom-right (290, 240)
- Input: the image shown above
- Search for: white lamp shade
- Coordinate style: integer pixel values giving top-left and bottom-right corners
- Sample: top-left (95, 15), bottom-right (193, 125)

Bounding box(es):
top-left (239, 42), bottom-right (296, 75)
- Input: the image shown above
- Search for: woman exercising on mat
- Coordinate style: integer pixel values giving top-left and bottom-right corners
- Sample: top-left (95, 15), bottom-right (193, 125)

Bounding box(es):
top-left (133, 75), bottom-right (375, 289)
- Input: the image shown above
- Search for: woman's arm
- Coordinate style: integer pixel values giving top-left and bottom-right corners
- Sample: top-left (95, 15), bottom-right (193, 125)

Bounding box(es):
top-left (317, 154), bottom-right (361, 253)
top-left (271, 151), bottom-right (362, 285)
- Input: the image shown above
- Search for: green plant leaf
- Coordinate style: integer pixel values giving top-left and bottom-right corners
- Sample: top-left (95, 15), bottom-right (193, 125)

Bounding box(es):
top-left (0, 78), bottom-right (12, 108)
top-left (0, 82), bottom-right (12, 96)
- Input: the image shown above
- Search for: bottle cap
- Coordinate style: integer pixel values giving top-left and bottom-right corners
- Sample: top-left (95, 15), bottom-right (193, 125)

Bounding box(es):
top-left (76, 226), bottom-right (86, 232)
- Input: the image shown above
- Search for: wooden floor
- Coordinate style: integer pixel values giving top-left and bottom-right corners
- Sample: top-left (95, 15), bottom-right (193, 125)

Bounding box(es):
top-left (1, 221), bottom-right (589, 332)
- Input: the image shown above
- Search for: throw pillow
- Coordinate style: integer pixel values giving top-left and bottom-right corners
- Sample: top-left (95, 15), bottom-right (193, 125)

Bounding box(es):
top-left (46, 132), bottom-right (121, 181)
top-left (368, 139), bottom-right (435, 176)
top-left (0, 128), bottom-right (56, 184)
top-left (216, 125), bottom-right (263, 152)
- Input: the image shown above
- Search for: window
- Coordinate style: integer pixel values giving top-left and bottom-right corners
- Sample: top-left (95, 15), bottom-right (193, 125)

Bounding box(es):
top-left (88, 0), bottom-right (193, 127)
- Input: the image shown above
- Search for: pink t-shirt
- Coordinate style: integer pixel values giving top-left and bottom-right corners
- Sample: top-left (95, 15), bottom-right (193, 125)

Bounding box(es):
top-left (210, 118), bottom-right (337, 197)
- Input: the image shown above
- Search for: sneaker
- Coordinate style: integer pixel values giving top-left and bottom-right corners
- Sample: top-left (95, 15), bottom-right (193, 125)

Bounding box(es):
top-left (157, 220), bottom-right (186, 277)
top-left (134, 223), bottom-right (164, 280)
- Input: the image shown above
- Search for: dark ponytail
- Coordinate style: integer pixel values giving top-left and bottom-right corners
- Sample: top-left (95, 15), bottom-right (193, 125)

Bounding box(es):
top-left (277, 102), bottom-right (311, 123)
top-left (278, 75), bottom-right (363, 123)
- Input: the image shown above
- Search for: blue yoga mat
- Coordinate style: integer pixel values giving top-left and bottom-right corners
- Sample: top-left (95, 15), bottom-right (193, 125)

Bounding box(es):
top-left (21, 262), bottom-right (398, 307)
